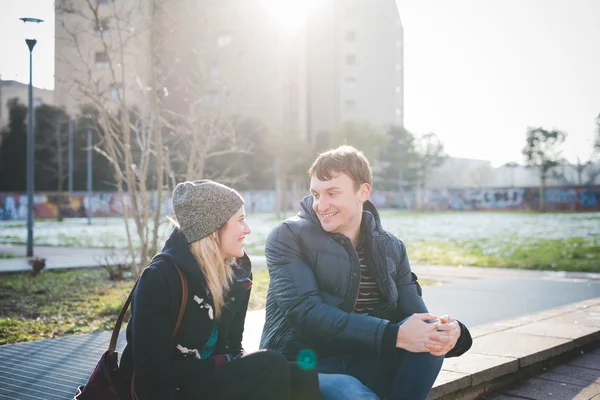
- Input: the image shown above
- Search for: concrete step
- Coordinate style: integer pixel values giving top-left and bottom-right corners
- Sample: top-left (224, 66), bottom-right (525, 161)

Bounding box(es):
top-left (0, 299), bottom-right (598, 399)
top-left (429, 297), bottom-right (600, 399)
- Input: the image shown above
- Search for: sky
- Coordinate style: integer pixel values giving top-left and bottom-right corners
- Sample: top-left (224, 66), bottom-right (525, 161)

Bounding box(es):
top-left (0, 0), bottom-right (54, 89)
top-left (0, 0), bottom-right (599, 167)
top-left (395, 0), bottom-right (600, 166)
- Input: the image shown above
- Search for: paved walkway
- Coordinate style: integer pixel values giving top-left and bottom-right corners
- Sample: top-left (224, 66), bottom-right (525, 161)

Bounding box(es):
top-left (1, 298), bottom-right (599, 400)
top-left (0, 244), bottom-right (265, 273)
top-left (431, 297), bottom-right (600, 399)
top-left (483, 346), bottom-right (600, 400)
top-left (2, 244), bottom-right (600, 284)
top-left (2, 244), bottom-right (600, 399)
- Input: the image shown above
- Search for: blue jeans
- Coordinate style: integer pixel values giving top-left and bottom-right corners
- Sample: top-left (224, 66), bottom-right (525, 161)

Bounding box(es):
top-left (318, 373), bottom-right (379, 399)
top-left (317, 350), bottom-right (443, 400)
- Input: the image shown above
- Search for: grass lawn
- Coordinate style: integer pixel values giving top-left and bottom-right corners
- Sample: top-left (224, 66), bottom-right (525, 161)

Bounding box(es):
top-left (2, 212), bottom-right (598, 272)
top-left (0, 267), bottom-right (435, 345)
top-left (406, 237), bottom-right (600, 272)
top-left (0, 269), bottom-right (134, 345)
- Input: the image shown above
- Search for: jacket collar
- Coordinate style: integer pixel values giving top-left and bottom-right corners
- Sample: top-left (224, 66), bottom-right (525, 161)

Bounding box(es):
top-left (157, 228), bottom-right (206, 283)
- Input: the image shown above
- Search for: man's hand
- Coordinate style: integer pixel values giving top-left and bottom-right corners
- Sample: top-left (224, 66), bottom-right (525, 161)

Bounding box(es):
top-left (395, 313), bottom-right (440, 353)
top-left (425, 315), bottom-right (461, 356)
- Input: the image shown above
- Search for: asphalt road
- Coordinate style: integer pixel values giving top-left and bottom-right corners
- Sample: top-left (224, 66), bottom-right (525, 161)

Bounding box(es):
top-left (423, 278), bottom-right (600, 327)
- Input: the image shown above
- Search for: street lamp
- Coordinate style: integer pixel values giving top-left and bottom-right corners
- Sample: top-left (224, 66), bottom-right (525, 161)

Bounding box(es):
top-left (20, 17), bottom-right (44, 257)
top-left (504, 162), bottom-right (519, 188)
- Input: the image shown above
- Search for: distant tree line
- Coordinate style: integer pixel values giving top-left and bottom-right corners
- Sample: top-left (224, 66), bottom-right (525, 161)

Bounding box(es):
top-left (0, 99), bottom-right (448, 196)
top-left (522, 113), bottom-right (600, 210)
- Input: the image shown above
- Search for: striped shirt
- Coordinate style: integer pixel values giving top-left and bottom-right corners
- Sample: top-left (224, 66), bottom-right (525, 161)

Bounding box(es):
top-left (352, 242), bottom-right (383, 314)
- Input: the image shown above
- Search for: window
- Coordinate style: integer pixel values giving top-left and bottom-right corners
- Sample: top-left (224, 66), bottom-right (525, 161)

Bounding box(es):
top-left (109, 84), bottom-right (123, 100)
top-left (94, 18), bottom-right (110, 35)
top-left (345, 77), bottom-right (356, 89)
top-left (206, 91), bottom-right (220, 108)
top-left (345, 100), bottom-right (356, 111)
top-left (96, 0), bottom-right (109, 5)
top-left (95, 51), bottom-right (109, 68)
top-left (217, 34), bottom-right (231, 48)
top-left (345, 55), bottom-right (356, 65)
top-left (345, 31), bottom-right (356, 42)
top-left (34, 98), bottom-right (43, 108)
top-left (209, 65), bottom-right (220, 78)
top-left (56, 0), bottom-right (76, 14)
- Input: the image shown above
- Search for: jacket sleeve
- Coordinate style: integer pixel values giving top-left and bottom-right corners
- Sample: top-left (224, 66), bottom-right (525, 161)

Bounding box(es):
top-left (131, 266), bottom-right (216, 390)
top-left (393, 237), bottom-right (429, 323)
top-left (445, 321), bottom-right (473, 358)
top-left (393, 237), bottom-right (473, 357)
top-left (265, 223), bottom-right (388, 355)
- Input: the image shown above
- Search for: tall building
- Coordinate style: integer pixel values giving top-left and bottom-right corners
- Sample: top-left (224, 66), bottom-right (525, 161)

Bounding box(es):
top-left (54, 0), bottom-right (153, 114)
top-left (54, 0), bottom-right (404, 140)
top-left (0, 79), bottom-right (54, 128)
top-left (307, 0), bottom-right (404, 138)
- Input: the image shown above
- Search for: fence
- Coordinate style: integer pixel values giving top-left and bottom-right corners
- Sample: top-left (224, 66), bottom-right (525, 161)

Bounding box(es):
top-left (1, 186), bottom-right (599, 220)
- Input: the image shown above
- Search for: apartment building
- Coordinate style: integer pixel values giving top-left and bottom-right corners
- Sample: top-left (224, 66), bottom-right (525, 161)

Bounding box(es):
top-left (54, 0), bottom-right (404, 139)
top-left (0, 79), bottom-right (54, 128)
top-left (54, 0), bottom-right (153, 113)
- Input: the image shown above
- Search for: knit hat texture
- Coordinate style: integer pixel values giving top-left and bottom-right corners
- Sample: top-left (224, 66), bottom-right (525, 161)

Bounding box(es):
top-left (172, 180), bottom-right (244, 243)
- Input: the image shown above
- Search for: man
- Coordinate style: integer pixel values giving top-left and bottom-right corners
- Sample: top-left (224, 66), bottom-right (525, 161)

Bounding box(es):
top-left (260, 146), bottom-right (472, 399)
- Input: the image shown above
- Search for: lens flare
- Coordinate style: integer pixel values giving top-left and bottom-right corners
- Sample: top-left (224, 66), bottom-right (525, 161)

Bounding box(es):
top-left (297, 348), bottom-right (317, 370)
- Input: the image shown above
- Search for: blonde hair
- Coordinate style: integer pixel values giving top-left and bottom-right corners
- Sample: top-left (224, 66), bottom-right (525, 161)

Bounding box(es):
top-left (169, 218), bottom-right (234, 319)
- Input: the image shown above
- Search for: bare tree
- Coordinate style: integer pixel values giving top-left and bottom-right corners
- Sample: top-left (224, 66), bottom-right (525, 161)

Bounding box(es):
top-left (31, 104), bottom-right (72, 219)
top-left (522, 127), bottom-right (567, 212)
top-left (414, 133), bottom-right (446, 210)
top-left (551, 158), bottom-right (600, 186)
top-left (549, 114), bottom-right (600, 187)
top-left (55, 0), bottom-right (255, 273)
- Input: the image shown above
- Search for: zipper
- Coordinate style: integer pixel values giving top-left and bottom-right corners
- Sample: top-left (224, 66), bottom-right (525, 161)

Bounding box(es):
top-left (351, 243), bottom-right (361, 311)
top-left (369, 236), bottom-right (393, 316)
top-left (337, 234), bottom-right (362, 312)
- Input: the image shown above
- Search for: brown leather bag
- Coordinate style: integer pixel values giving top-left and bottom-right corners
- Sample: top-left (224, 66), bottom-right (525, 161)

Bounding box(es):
top-left (74, 258), bottom-right (188, 400)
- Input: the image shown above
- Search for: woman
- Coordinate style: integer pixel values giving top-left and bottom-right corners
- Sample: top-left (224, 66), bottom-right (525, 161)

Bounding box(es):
top-left (120, 180), bottom-right (321, 399)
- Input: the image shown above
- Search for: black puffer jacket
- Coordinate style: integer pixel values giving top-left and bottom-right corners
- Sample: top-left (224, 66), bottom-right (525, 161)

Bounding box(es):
top-left (260, 196), bottom-right (471, 360)
top-left (119, 228), bottom-right (252, 400)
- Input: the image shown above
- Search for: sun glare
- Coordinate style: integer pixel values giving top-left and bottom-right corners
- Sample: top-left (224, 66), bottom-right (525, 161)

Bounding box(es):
top-left (268, 0), bottom-right (319, 32)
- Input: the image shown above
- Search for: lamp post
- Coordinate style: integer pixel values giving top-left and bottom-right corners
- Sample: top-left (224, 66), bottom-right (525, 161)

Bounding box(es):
top-left (504, 162), bottom-right (518, 188)
top-left (20, 17), bottom-right (44, 258)
top-left (87, 122), bottom-right (93, 225)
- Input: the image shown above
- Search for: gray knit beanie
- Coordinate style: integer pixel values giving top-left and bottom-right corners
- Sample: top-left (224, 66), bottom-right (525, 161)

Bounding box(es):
top-left (172, 180), bottom-right (245, 244)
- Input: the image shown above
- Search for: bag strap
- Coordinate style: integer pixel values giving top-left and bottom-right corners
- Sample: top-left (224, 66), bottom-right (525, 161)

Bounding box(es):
top-left (108, 256), bottom-right (188, 352)
top-left (171, 262), bottom-right (188, 336)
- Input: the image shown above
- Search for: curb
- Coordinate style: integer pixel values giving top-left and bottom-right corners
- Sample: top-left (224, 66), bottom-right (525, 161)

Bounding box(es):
top-left (429, 297), bottom-right (600, 399)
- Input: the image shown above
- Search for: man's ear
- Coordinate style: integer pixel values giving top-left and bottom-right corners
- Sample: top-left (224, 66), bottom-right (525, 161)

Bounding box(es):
top-left (360, 183), bottom-right (372, 203)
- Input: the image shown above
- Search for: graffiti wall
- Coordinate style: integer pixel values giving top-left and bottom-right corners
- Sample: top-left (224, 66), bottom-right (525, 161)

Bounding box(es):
top-left (425, 187), bottom-right (600, 212)
top-left (0, 192), bottom-right (174, 221)
top-left (1, 186), bottom-right (599, 220)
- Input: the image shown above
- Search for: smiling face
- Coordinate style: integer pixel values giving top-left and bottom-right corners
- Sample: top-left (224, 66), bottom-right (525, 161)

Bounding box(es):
top-left (217, 206), bottom-right (251, 259)
top-left (310, 172), bottom-right (370, 244)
